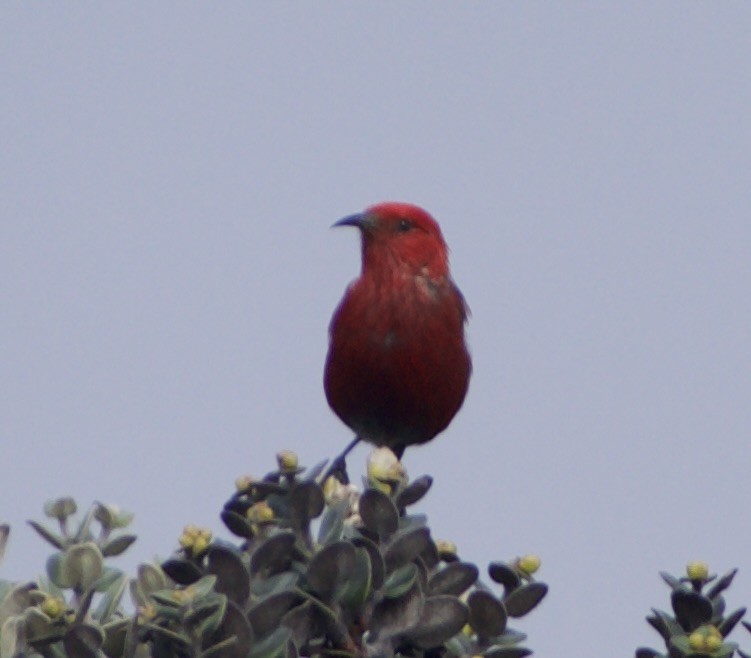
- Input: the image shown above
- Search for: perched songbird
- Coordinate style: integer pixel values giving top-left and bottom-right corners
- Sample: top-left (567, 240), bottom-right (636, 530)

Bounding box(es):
top-left (324, 202), bottom-right (471, 461)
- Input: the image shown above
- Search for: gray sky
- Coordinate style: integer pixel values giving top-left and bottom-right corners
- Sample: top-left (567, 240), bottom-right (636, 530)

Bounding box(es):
top-left (2, 4), bottom-right (751, 656)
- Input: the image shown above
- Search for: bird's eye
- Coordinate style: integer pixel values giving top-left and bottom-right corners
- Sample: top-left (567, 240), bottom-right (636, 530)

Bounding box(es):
top-left (397, 219), bottom-right (412, 233)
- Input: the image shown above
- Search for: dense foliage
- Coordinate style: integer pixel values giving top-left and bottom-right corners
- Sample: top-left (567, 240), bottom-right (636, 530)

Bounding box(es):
top-left (637, 563), bottom-right (751, 658)
top-left (0, 449), bottom-right (546, 658)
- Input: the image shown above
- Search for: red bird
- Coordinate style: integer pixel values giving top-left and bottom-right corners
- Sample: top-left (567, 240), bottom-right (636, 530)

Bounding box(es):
top-left (324, 202), bottom-right (471, 460)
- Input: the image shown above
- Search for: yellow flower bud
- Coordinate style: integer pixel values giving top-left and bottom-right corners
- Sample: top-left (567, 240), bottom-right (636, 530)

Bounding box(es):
top-left (688, 631), bottom-right (705, 651)
top-left (192, 534), bottom-right (211, 556)
top-left (369, 478), bottom-right (393, 495)
top-left (183, 524), bottom-right (200, 539)
top-left (277, 450), bottom-right (299, 472)
top-left (686, 560), bottom-right (709, 580)
top-left (235, 475), bottom-right (255, 491)
top-left (40, 595), bottom-right (65, 619)
top-left (518, 554), bottom-right (541, 575)
top-left (247, 501), bottom-right (274, 523)
top-left (367, 447), bottom-right (406, 488)
top-left (138, 603), bottom-right (157, 623)
top-left (435, 539), bottom-right (457, 557)
top-left (172, 589), bottom-right (191, 604)
top-left (705, 634), bottom-right (722, 652)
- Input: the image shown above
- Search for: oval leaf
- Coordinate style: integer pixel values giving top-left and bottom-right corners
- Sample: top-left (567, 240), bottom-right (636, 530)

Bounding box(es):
top-left (250, 532), bottom-right (296, 576)
top-left (671, 590), bottom-right (712, 630)
top-left (488, 562), bottom-right (521, 592)
top-left (384, 527), bottom-right (431, 571)
top-left (407, 595), bottom-right (468, 649)
top-left (206, 545), bottom-right (250, 606)
top-left (428, 562), bottom-right (479, 597)
top-left (359, 489), bottom-right (399, 537)
top-left (289, 482), bottom-right (325, 524)
top-left (101, 534), bottom-right (137, 558)
top-left (162, 558), bottom-right (203, 585)
top-left (395, 476), bottom-right (433, 509)
top-left (63, 624), bottom-right (104, 658)
top-left (468, 590), bottom-right (507, 637)
top-left (370, 582), bottom-right (423, 640)
top-left (27, 521), bottom-right (65, 550)
top-left (382, 563), bottom-right (418, 599)
top-left (221, 509), bottom-right (255, 539)
top-left (248, 626), bottom-right (293, 658)
top-left (484, 648), bottom-right (532, 658)
top-left (248, 591), bottom-right (302, 638)
top-left (62, 543), bottom-right (104, 591)
top-left (306, 541), bottom-right (356, 600)
top-left (504, 582), bottom-right (548, 618)
top-left (337, 547), bottom-right (372, 607)
top-left (211, 599), bottom-right (253, 658)
top-left (352, 536), bottom-right (385, 591)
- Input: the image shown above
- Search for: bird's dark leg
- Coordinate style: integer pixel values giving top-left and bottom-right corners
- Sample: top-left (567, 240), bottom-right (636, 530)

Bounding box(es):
top-left (324, 436), bottom-right (360, 484)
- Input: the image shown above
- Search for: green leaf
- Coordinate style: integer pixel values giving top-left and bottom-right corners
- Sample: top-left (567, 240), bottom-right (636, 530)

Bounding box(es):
top-left (352, 536), bottom-right (385, 591)
top-left (101, 534), bottom-right (137, 558)
top-left (718, 607), bottom-right (746, 637)
top-left (93, 572), bottom-right (127, 622)
top-left (93, 566), bottom-right (125, 592)
top-left (504, 582), bottom-right (548, 618)
top-left (62, 543), bottom-right (104, 591)
top-left (407, 595), bottom-right (468, 649)
top-left (27, 521), bottom-right (65, 550)
top-left (248, 626), bottom-right (292, 658)
top-left (317, 501), bottom-right (347, 545)
top-left (382, 563), bottom-right (418, 599)
top-left (660, 571), bottom-right (683, 591)
top-left (23, 607), bottom-right (64, 644)
top-left (395, 475), bottom-right (433, 509)
top-left (161, 557), bottom-right (203, 585)
top-left (468, 590), bottom-right (507, 637)
top-left (1, 615), bottom-right (23, 658)
top-left (184, 594), bottom-right (226, 639)
top-left (384, 527), bottom-right (431, 571)
top-left (63, 624), bottom-right (104, 658)
top-left (369, 581), bottom-right (423, 640)
top-left (72, 507), bottom-right (96, 543)
top-left (358, 489), bottom-right (399, 537)
top-left (191, 575), bottom-right (218, 598)
top-left (305, 541), bottom-right (356, 600)
top-left (101, 618), bottom-right (129, 658)
top-left (138, 563), bottom-right (168, 594)
top-left (671, 590), bottom-right (712, 630)
top-left (206, 544), bottom-right (250, 606)
top-left (488, 562), bottom-right (521, 592)
top-left (337, 547), bottom-right (372, 607)
top-left (0, 525), bottom-right (9, 564)
top-left (707, 569), bottom-right (738, 600)
top-left (248, 591), bottom-right (301, 638)
top-left (250, 532), bottom-right (296, 576)
top-left (428, 562), bottom-right (479, 597)
top-left (483, 648), bottom-right (532, 658)
top-left (47, 553), bottom-right (74, 589)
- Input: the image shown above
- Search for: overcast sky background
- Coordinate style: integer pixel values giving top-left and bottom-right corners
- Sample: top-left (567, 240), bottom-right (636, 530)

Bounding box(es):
top-left (2, 4), bottom-right (751, 656)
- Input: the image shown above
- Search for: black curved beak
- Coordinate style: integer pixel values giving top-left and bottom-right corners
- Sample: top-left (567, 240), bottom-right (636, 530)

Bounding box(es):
top-left (332, 212), bottom-right (376, 231)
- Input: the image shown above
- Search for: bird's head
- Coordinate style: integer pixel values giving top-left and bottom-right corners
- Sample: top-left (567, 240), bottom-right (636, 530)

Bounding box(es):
top-left (334, 202), bottom-right (450, 278)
